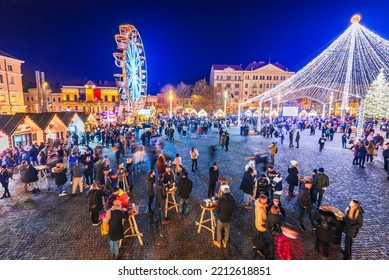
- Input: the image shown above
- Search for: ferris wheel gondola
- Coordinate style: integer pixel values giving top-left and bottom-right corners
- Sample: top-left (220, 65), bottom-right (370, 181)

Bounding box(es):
top-left (113, 24), bottom-right (147, 118)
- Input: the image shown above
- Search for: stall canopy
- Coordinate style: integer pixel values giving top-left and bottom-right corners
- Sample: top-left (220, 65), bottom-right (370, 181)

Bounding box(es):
top-left (198, 109), bottom-right (207, 117)
top-left (214, 109), bottom-right (224, 118)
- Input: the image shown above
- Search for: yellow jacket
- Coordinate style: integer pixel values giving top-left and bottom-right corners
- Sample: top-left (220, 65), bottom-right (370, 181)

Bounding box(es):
top-left (269, 145), bottom-right (277, 155)
top-left (255, 199), bottom-right (267, 232)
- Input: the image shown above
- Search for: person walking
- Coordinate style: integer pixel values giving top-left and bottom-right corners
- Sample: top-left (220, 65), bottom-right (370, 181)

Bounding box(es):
top-left (88, 183), bottom-right (105, 226)
top-left (52, 163), bottom-right (68, 196)
top-left (208, 162), bottom-right (219, 198)
top-left (311, 167), bottom-right (329, 207)
top-left (341, 133), bottom-right (347, 149)
top-left (177, 171), bottom-right (193, 218)
top-left (213, 185), bottom-right (237, 249)
top-left (269, 142), bottom-right (277, 165)
top-left (106, 199), bottom-right (126, 259)
top-left (286, 160), bottom-right (299, 198)
top-left (297, 180), bottom-right (315, 232)
top-left (342, 199), bottom-right (364, 260)
top-left (295, 131), bottom-right (300, 148)
top-left (289, 130), bottom-right (294, 147)
top-left (0, 165), bottom-right (11, 199)
top-left (71, 160), bottom-right (84, 194)
top-left (357, 143), bottom-right (367, 168)
top-left (190, 147), bottom-right (199, 172)
top-left (224, 131), bottom-right (230, 151)
top-left (318, 134), bottom-right (326, 152)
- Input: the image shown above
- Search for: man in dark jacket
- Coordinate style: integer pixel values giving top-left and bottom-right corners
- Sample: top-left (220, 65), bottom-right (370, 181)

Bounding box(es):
top-left (0, 165), bottom-right (11, 199)
top-left (213, 185), bottom-right (236, 248)
top-left (84, 156), bottom-right (94, 187)
top-left (311, 167), bottom-right (330, 207)
top-left (27, 163), bottom-right (40, 194)
top-left (208, 162), bottom-right (219, 198)
top-left (224, 131), bottom-right (230, 151)
top-left (240, 167), bottom-right (255, 210)
top-left (298, 180), bottom-right (315, 232)
top-left (154, 174), bottom-right (168, 224)
top-left (177, 171), bottom-right (193, 217)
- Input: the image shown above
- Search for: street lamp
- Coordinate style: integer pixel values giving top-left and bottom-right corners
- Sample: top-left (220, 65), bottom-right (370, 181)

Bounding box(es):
top-left (169, 90), bottom-right (173, 118)
top-left (224, 91), bottom-right (228, 116)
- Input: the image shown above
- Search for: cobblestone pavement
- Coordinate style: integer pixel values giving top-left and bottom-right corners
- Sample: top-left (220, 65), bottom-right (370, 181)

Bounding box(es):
top-left (0, 126), bottom-right (388, 260)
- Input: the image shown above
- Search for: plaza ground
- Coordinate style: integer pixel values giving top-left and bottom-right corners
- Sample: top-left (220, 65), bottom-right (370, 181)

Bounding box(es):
top-left (0, 126), bottom-right (388, 260)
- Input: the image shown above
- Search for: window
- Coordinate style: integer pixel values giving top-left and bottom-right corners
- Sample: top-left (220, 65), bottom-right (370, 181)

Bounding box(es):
top-left (234, 99), bottom-right (239, 103)
top-left (27, 97), bottom-right (30, 102)
top-left (260, 84), bottom-right (263, 88)
top-left (112, 96), bottom-right (116, 102)
top-left (260, 76), bottom-right (264, 80)
top-left (74, 95), bottom-right (78, 101)
top-left (7, 65), bottom-right (13, 71)
top-left (104, 95), bottom-right (108, 102)
top-left (58, 97), bottom-right (61, 102)
top-left (273, 84), bottom-right (276, 88)
top-left (0, 74), bottom-right (3, 83)
top-left (245, 83), bottom-right (248, 88)
top-left (11, 94), bottom-right (16, 103)
top-left (66, 94), bottom-right (70, 101)
top-left (281, 76), bottom-right (286, 81)
top-left (53, 97), bottom-right (56, 102)
top-left (226, 76), bottom-right (231, 80)
top-left (226, 83), bottom-right (231, 88)
top-left (234, 91), bottom-right (239, 96)
top-left (234, 84), bottom-right (239, 88)
top-left (0, 93), bottom-right (5, 102)
top-left (75, 106), bottom-right (78, 111)
top-left (31, 97), bottom-right (34, 101)
top-left (253, 83), bottom-right (257, 88)
top-left (10, 76), bottom-right (15, 84)
top-left (266, 84), bottom-right (270, 88)
top-left (274, 76), bottom-right (279, 80)
top-left (217, 83), bottom-right (222, 88)
top-left (245, 75), bottom-right (250, 80)
top-left (220, 76), bottom-right (223, 80)
top-left (266, 76), bottom-right (271, 80)
top-left (47, 97), bottom-right (50, 102)
top-left (238, 76), bottom-right (241, 81)
top-left (216, 75), bottom-right (219, 80)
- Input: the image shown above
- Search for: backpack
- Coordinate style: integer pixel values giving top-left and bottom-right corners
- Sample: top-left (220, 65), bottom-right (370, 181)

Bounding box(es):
top-left (88, 191), bottom-right (98, 210)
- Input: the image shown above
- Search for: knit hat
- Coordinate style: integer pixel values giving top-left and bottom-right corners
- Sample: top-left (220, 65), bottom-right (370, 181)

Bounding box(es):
top-left (318, 167), bottom-right (324, 173)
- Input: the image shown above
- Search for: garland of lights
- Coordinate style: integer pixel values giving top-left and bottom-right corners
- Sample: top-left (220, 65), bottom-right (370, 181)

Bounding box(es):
top-left (241, 16), bottom-right (389, 122)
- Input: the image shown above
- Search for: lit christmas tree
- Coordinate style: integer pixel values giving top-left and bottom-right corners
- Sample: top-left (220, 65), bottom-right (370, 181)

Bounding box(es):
top-left (364, 69), bottom-right (389, 119)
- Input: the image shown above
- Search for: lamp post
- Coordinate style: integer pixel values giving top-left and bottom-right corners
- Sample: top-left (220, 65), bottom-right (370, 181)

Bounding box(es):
top-left (224, 91), bottom-right (228, 116)
top-left (169, 90), bottom-right (173, 118)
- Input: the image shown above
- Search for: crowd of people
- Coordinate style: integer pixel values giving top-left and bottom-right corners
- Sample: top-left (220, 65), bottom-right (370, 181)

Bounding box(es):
top-left (1, 113), bottom-right (387, 260)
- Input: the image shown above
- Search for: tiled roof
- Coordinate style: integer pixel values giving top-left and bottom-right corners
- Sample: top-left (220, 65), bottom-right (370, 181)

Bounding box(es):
top-left (0, 113), bottom-right (26, 135)
top-left (212, 64), bottom-right (243, 71)
top-left (0, 50), bottom-right (16, 59)
top-left (56, 112), bottom-right (76, 126)
top-left (27, 113), bottom-right (56, 130)
top-left (244, 61), bottom-right (266, 71)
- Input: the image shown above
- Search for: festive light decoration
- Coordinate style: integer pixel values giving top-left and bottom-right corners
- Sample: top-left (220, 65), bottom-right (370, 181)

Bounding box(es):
top-left (241, 15), bottom-right (389, 122)
top-left (364, 69), bottom-right (389, 119)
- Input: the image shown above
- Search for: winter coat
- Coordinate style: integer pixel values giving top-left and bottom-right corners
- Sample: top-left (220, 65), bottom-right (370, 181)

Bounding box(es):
top-left (154, 180), bottom-right (166, 201)
top-left (357, 146), bottom-right (367, 158)
top-left (366, 144), bottom-right (375, 155)
top-left (239, 170), bottom-right (255, 195)
top-left (84, 161), bottom-right (94, 175)
top-left (156, 157), bottom-right (165, 174)
top-left (108, 207), bottom-right (127, 241)
top-left (225, 134), bottom-right (230, 145)
top-left (94, 159), bottom-right (105, 185)
top-left (215, 193), bottom-right (237, 223)
top-left (125, 162), bottom-right (135, 186)
top-left (343, 207), bottom-right (364, 238)
top-left (313, 173), bottom-right (329, 191)
top-left (209, 167), bottom-right (219, 183)
top-left (298, 187), bottom-right (311, 208)
top-left (26, 165), bottom-right (39, 183)
top-left (146, 177), bottom-right (155, 197)
top-left (177, 177), bottom-right (193, 199)
top-left (255, 199), bottom-right (267, 232)
top-left (53, 168), bottom-right (68, 186)
top-left (286, 167), bottom-right (299, 186)
top-left (88, 189), bottom-right (105, 212)
top-left (18, 164), bottom-right (29, 184)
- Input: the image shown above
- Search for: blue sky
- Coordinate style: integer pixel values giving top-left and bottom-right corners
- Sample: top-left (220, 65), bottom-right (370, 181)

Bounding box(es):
top-left (0, 0), bottom-right (388, 93)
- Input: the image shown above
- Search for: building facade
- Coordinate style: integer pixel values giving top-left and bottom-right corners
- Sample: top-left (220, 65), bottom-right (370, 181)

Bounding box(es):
top-left (60, 81), bottom-right (118, 114)
top-left (24, 88), bottom-right (63, 113)
top-left (210, 62), bottom-right (295, 114)
top-left (0, 50), bottom-right (26, 114)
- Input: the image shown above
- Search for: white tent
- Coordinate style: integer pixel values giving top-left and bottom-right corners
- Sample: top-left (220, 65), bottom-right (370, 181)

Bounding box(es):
top-left (198, 109), bottom-right (207, 117)
top-left (189, 109), bottom-right (198, 116)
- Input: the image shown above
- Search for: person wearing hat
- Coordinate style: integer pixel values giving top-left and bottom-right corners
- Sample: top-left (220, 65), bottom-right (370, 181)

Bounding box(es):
top-left (162, 164), bottom-right (175, 189)
top-left (311, 167), bottom-right (329, 207)
top-left (208, 162), bottom-right (219, 198)
top-left (214, 185), bottom-right (236, 249)
top-left (177, 171), bottom-right (193, 218)
top-left (0, 165), bottom-right (11, 199)
top-left (52, 163), bottom-right (68, 196)
top-left (106, 199), bottom-right (127, 259)
top-left (103, 166), bottom-right (117, 194)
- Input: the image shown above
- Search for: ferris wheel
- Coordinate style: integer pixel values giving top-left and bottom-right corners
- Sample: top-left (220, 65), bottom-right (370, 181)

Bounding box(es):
top-left (113, 24), bottom-right (147, 115)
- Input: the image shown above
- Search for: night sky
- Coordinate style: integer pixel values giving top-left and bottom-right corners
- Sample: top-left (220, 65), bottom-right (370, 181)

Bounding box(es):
top-left (1, 0), bottom-right (388, 94)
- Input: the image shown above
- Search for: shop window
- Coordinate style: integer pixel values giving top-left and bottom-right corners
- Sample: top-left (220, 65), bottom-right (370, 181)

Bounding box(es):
top-left (31, 97), bottom-right (34, 101)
